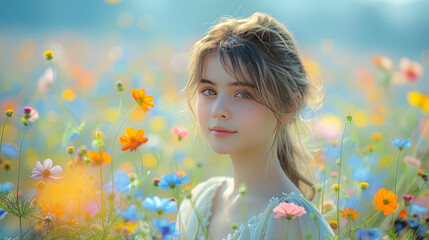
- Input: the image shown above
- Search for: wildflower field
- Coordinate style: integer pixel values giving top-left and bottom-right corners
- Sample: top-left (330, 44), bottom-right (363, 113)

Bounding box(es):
top-left (0, 1), bottom-right (428, 239)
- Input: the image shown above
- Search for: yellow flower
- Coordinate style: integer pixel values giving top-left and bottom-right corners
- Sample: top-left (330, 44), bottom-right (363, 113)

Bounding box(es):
top-left (328, 221), bottom-right (338, 230)
top-left (44, 50), bottom-right (53, 61)
top-left (131, 88), bottom-right (155, 112)
top-left (66, 146), bottom-right (75, 154)
top-left (360, 182), bottom-right (369, 190)
top-left (340, 208), bottom-right (359, 220)
top-left (333, 184), bottom-right (340, 191)
top-left (408, 91), bottom-right (429, 112)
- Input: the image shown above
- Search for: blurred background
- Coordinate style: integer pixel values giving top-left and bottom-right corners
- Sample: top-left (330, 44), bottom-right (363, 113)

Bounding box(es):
top-left (0, 0), bottom-right (428, 236)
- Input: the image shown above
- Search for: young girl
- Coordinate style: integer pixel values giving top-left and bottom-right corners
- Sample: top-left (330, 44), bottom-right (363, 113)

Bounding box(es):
top-left (177, 12), bottom-right (335, 240)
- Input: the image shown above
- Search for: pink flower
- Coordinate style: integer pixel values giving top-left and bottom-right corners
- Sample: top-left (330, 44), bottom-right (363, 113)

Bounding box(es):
top-left (273, 202), bottom-right (307, 220)
top-left (403, 156), bottom-right (421, 168)
top-left (399, 58), bottom-right (423, 84)
top-left (30, 159), bottom-right (63, 183)
top-left (23, 106), bottom-right (32, 114)
top-left (29, 109), bottom-right (39, 123)
top-left (402, 194), bottom-right (414, 202)
top-left (37, 67), bottom-right (54, 94)
top-left (172, 127), bottom-right (190, 141)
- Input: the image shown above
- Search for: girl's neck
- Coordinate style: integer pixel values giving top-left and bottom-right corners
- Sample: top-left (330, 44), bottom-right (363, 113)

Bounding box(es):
top-left (227, 141), bottom-right (300, 201)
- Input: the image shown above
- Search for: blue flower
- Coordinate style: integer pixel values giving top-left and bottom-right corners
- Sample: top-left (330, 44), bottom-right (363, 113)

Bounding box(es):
top-left (409, 220), bottom-right (425, 236)
top-left (356, 228), bottom-right (381, 240)
top-left (152, 218), bottom-right (180, 240)
top-left (116, 205), bottom-right (142, 221)
top-left (390, 138), bottom-right (411, 150)
top-left (1, 144), bottom-right (19, 158)
top-left (0, 209), bottom-right (7, 220)
top-left (142, 196), bottom-right (177, 214)
top-left (0, 182), bottom-right (13, 194)
top-left (158, 173), bottom-right (189, 190)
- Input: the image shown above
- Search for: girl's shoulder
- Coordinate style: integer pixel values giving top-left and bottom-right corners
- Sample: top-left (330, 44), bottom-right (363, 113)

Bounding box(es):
top-left (190, 175), bottom-right (231, 202)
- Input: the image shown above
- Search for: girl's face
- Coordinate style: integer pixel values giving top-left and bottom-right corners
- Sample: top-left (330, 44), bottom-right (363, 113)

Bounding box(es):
top-left (197, 53), bottom-right (279, 155)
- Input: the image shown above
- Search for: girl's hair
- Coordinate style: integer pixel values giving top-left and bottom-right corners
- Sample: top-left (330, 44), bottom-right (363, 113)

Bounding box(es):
top-left (182, 12), bottom-right (323, 200)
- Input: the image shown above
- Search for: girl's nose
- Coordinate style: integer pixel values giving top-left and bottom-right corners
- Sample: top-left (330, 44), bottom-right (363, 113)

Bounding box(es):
top-left (212, 94), bottom-right (231, 120)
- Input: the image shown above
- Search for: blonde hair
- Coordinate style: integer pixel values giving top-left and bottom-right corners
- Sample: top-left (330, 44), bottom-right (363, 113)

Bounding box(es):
top-left (182, 12), bottom-right (323, 200)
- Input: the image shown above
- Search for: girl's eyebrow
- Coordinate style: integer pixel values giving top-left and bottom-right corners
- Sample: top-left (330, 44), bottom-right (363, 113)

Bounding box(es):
top-left (200, 78), bottom-right (256, 89)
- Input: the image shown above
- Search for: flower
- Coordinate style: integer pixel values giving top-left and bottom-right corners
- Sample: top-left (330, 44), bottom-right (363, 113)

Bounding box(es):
top-left (23, 106), bottom-right (32, 116)
top-left (328, 221), bottom-right (338, 230)
top-left (87, 150), bottom-right (112, 166)
top-left (119, 127), bottom-right (148, 152)
top-left (399, 58), bottom-right (423, 83)
top-left (360, 182), bottom-right (369, 190)
top-left (398, 209), bottom-right (407, 218)
top-left (373, 55), bottom-right (393, 71)
top-left (66, 146), bottom-right (75, 155)
top-left (0, 181), bottom-right (13, 194)
top-left (0, 209), bottom-right (7, 220)
top-left (273, 202), bottom-right (307, 220)
top-left (356, 228), bottom-right (381, 240)
top-left (29, 109), bottom-right (39, 123)
top-left (44, 50), bottom-right (53, 60)
top-left (172, 127), bottom-right (190, 142)
top-left (402, 194), bottom-right (414, 202)
top-left (322, 201), bottom-right (335, 212)
top-left (142, 196), bottom-right (177, 214)
top-left (340, 208), bottom-right (359, 220)
top-left (152, 218), bottom-right (180, 240)
top-left (116, 80), bottom-right (124, 92)
top-left (131, 88), bottom-right (155, 112)
top-left (374, 188), bottom-right (399, 215)
top-left (157, 172), bottom-right (190, 190)
top-left (5, 109), bottom-right (13, 117)
top-left (407, 92), bottom-right (429, 112)
top-left (403, 156), bottom-right (421, 168)
top-left (30, 159), bottom-right (63, 183)
top-left (333, 184), bottom-right (340, 191)
top-left (37, 67), bottom-right (54, 94)
top-left (371, 132), bottom-right (382, 141)
top-left (390, 138), bottom-right (411, 150)
top-left (41, 201), bottom-right (65, 219)
top-left (116, 205), bottom-right (143, 221)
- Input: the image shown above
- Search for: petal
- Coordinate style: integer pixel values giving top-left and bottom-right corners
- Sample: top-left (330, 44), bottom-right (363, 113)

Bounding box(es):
top-left (121, 145), bottom-right (130, 151)
top-left (138, 89), bottom-right (146, 98)
top-left (43, 159), bottom-right (53, 169)
top-left (50, 166), bottom-right (62, 176)
top-left (119, 136), bottom-right (129, 144)
top-left (30, 173), bottom-right (43, 179)
top-left (143, 95), bottom-right (154, 103)
top-left (131, 89), bottom-right (138, 100)
top-left (402, 139), bottom-right (411, 148)
top-left (135, 129), bottom-right (145, 138)
top-left (125, 127), bottom-right (135, 137)
top-left (35, 161), bottom-right (44, 172)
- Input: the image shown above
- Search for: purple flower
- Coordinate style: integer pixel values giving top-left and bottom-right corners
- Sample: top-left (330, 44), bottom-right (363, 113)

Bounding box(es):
top-left (152, 218), bottom-right (180, 240)
top-left (30, 159), bottom-right (63, 183)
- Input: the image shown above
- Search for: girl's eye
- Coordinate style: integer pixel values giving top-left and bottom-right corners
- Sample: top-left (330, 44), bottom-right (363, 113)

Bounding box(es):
top-left (201, 89), bottom-right (216, 96)
top-left (236, 91), bottom-right (252, 99)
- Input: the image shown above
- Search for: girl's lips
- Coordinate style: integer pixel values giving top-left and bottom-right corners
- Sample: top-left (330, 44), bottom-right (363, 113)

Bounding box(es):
top-left (211, 130), bottom-right (236, 137)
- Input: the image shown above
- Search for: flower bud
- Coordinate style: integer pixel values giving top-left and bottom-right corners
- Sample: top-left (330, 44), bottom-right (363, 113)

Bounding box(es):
top-left (329, 221), bottom-right (338, 230)
top-left (360, 182), bottom-right (369, 190)
top-left (21, 117), bottom-right (29, 126)
top-left (346, 114), bottom-right (353, 123)
top-left (128, 173), bottom-right (136, 181)
top-left (66, 146), bottom-right (75, 155)
top-left (5, 109), bottom-right (13, 117)
top-left (45, 216), bottom-right (52, 223)
top-left (116, 80), bottom-right (124, 92)
top-left (44, 50), bottom-right (53, 61)
top-left (422, 173), bottom-right (428, 182)
top-left (153, 178), bottom-right (161, 187)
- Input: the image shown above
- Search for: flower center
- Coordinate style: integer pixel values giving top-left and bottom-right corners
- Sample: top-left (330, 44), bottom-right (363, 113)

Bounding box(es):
top-left (129, 136), bottom-right (136, 143)
top-left (383, 199), bottom-right (389, 205)
top-left (137, 99), bottom-right (143, 105)
top-left (43, 169), bottom-right (51, 177)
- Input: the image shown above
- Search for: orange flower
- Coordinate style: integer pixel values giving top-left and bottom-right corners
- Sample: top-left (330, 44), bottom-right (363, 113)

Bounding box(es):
top-left (119, 127), bottom-right (148, 152)
top-left (374, 188), bottom-right (399, 215)
top-left (340, 208), bottom-right (359, 220)
top-left (399, 209), bottom-right (407, 218)
top-left (328, 221), bottom-right (338, 230)
top-left (41, 201), bottom-right (65, 219)
top-left (131, 88), bottom-right (155, 112)
top-left (87, 150), bottom-right (112, 166)
top-left (372, 132), bottom-right (382, 141)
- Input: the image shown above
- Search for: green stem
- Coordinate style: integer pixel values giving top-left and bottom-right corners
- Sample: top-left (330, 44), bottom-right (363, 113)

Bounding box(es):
top-left (351, 211), bottom-right (380, 234)
top-left (407, 181), bottom-right (427, 223)
top-left (0, 116), bottom-right (9, 158)
top-left (50, 63), bottom-right (92, 140)
top-left (99, 147), bottom-right (104, 230)
top-left (138, 148), bottom-right (144, 179)
top-left (16, 126), bottom-right (27, 239)
top-left (392, 149), bottom-right (402, 232)
top-left (336, 118), bottom-right (350, 237)
top-left (109, 104), bottom-right (137, 200)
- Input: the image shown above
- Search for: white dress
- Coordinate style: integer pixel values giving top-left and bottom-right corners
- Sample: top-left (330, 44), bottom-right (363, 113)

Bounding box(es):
top-left (176, 176), bottom-right (336, 240)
